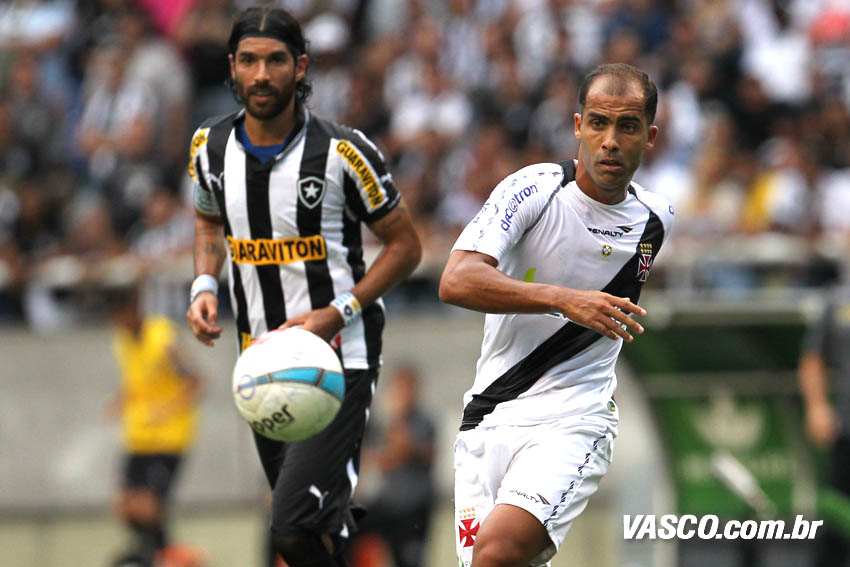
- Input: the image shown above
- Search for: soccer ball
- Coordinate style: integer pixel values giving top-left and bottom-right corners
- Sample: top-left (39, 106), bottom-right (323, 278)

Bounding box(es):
top-left (232, 328), bottom-right (345, 442)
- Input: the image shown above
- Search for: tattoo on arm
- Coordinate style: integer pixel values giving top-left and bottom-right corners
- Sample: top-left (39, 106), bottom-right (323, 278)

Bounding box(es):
top-left (194, 217), bottom-right (226, 275)
top-left (372, 203), bottom-right (407, 235)
top-left (203, 241), bottom-right (222, 256)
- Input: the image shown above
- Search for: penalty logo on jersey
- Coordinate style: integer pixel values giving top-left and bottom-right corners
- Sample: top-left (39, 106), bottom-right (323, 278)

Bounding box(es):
top-left (457, 507), bottom-right (480, 548)
top-left (298, 176), bottom-right (326, 209)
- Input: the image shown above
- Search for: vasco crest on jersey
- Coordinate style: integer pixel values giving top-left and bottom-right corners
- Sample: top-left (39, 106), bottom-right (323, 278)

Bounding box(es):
top-left (298, 176), bottom-right (326, 209)
top-left (637, 242), bottom-right (654, 282)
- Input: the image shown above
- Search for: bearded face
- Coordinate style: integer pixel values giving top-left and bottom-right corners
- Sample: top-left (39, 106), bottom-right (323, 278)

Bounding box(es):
top-left (230, 37), bottom-right (305, 121)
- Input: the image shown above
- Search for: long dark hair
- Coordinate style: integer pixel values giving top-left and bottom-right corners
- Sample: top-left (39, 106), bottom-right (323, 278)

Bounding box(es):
top-left (226, 6), bottom-right (312, 105)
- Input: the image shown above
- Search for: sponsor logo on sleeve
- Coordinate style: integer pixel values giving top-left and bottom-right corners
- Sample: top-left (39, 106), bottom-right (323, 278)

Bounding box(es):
top-left (500, 184), bottom-right (538, 231)
top-left (336, 140), bottom-right (386, 210)
top-left (188, 128), bottom-right (209, 181)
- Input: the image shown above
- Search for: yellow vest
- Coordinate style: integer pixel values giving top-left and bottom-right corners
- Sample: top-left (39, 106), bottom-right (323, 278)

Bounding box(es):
top-left (114, 315), bottom-right (197, 453)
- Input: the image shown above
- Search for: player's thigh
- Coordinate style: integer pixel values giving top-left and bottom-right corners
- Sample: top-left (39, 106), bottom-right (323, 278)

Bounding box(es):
top-left (270, 368), bottom-right (378, 535)
top-left (497, 419), bottom-right (616, 566)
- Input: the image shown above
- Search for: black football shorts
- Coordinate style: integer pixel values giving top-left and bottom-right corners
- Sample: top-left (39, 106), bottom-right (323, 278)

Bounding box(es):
top-left (122, 453), bottom-right (182, 498)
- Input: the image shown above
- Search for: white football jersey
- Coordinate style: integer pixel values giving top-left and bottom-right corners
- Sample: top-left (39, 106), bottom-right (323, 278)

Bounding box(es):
top-left (452, 162), bottom-right (674, 429)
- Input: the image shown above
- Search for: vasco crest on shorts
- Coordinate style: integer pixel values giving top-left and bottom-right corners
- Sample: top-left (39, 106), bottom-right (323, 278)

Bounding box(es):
top-left (297, 176), bottom-right (326, 209)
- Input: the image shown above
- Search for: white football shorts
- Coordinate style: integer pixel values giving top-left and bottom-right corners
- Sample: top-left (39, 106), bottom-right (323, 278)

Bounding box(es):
top-left (454, 403), bottom-right (617, 567)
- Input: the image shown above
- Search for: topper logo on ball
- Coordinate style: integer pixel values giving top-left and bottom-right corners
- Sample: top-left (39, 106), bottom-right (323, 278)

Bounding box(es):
top-left (252, 403), bottom-right (295, 434)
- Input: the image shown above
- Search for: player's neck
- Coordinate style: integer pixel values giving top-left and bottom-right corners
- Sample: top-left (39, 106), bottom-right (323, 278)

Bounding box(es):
top-left (575, 160), bottom-right (629, 205)
top-left (242, 100), bottom-right (298, 146)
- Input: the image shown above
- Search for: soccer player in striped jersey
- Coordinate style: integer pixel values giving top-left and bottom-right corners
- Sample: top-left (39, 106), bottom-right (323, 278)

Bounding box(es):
top-left (440, 64), bottom-right (674, 567)
top-left (185, 7), bottom-right (421, 567)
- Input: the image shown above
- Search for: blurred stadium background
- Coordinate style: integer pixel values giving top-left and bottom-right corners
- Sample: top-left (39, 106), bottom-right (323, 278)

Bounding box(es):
top-left (2, 0), bottom-right (850, 565)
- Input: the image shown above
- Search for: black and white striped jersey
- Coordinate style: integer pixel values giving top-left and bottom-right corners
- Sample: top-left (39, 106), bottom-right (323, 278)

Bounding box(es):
top-left (451, 161), bottom-right (674, 430)
top-left (189, 107), bottom-right (400, 369)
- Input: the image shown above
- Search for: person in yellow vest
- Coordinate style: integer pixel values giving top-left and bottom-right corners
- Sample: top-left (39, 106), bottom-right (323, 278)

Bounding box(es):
top-left (106, 285), bottom-right (203, 567)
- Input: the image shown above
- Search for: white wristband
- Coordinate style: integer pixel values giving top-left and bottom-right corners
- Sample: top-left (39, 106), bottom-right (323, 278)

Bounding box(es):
top-left (330, 292), bottom-right (362, 327)
top-left (190, 274), bottom-right (218, 304)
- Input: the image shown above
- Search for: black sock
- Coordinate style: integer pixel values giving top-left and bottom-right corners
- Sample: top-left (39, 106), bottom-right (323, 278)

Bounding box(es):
top-left (275, 532), bottom-right (339, 567)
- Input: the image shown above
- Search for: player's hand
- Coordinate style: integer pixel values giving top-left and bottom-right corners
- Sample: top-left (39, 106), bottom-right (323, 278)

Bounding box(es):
top-left (557, 289), bottom-right (646, 342)
top-left (279, 306), bottom-right (344, 343)
top-left (805, 402), bottom-right (837, 448)
top-left (186, 292), bottom-right (222, 346)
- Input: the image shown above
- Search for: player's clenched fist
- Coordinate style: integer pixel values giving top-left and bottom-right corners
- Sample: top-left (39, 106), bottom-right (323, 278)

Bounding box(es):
top-left (187, 293), bottom-right (222, 346)
top-left (556, 289), bottom-right (646, 342)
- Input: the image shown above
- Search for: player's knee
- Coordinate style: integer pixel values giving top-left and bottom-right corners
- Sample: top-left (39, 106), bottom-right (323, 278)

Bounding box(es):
top-left (124, 489), bottom-right (161, 525)
top-left (471, 535), bottom-right (529, 567)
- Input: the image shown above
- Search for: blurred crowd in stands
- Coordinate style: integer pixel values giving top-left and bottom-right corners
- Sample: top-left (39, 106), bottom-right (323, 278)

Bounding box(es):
top-left (1, 0), bottom-right (850, 329)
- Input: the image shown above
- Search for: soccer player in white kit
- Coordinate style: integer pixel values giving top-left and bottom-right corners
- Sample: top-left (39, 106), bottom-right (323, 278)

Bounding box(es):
top-left (439, 63), bottom-right (674, 567)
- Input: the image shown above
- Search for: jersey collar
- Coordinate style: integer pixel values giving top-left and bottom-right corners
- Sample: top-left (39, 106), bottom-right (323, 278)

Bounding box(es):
top-left (231, 106), bottom-right (310, 165)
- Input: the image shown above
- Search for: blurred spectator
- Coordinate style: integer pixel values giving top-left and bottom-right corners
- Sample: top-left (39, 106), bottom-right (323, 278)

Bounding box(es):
top-left (738, 0), bottom-right (813, 106)
top-left (390, 57), bottom-right (472, 146)
top-left (741, 139), bottom-right (823, 236)
top-left (436, 121), bottom-right (518, 234)
top-left (603, 0), bottom-right (669, 56)
top-left (351, 364), bottom-right (436, 567)
top-left (75, 39), bottom-right (157, 229)
top-left (440, 0), bottom-right (488, 90)
top-left (0, 175), bottom-right (62, 319)
top-left (128, 187), bottom-right (194, 319)
top-left (117, 7), bottom-right (191, 173)
top-left (174, 0), bottom-right (239, 128)
top-left (0, 0), bottom-right (74, 53)
top-left (0, 97), bottom-right (38, 182)
top-left (303, 12), bottom-right (352, 121)
top-left (527, 66), bottom-right (579, 159)
top-left (6, 49), bottom-right (65, 173)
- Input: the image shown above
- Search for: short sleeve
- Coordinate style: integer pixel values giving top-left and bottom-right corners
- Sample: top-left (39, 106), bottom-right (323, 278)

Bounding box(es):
top-left (335, 129), bottom-right (400, 224)
top-left (452, 168), bottom-right (555, 263)
top-left (188, 127), bottom-right (221, 217)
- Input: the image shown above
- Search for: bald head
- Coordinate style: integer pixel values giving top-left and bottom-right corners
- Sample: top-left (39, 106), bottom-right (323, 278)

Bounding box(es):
top-left (578, 63), bottom-right (657, 123)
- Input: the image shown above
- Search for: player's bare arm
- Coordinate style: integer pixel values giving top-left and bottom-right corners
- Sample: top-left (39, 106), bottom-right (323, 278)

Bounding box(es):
top-left (799, 350), bottom-right (837, 446)
top-left (187, 211), bottom-right (226, 346)
top-left (280, 202), bottom-right (422, 340)
top-left (439, 249), bottom-right (646, 342)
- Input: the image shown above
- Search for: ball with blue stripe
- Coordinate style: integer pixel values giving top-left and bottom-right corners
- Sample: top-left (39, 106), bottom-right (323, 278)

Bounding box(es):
top-left (232, 328), bottom-right (345, 442)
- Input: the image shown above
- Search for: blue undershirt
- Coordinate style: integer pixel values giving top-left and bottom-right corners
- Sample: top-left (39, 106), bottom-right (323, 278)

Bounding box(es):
top-left (237, 122), bottom-right (290, 164)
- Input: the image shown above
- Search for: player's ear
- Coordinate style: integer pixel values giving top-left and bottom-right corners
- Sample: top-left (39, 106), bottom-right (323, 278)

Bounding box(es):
top-left (295, 54), bottom-right (308, 83)
top-left (574, 113), bottom-right (582, 140)
top-left (229, 53), bottom-right (236, 81)
top-left (646, 124), bottom-right (658, 151)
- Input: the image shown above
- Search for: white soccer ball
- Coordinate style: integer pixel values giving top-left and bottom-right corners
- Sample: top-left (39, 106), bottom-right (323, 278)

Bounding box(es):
top-left (232, 328), bottom-right (345, 442)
